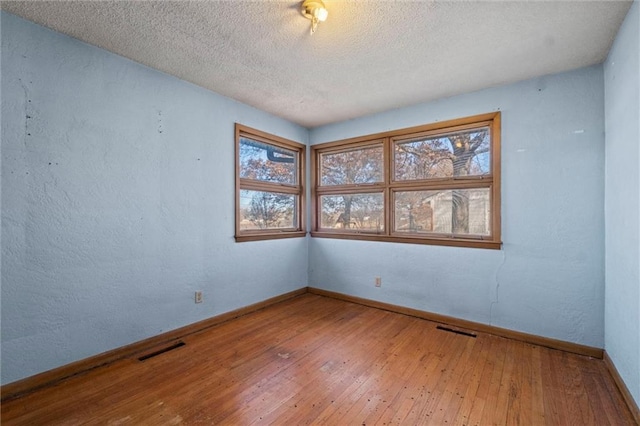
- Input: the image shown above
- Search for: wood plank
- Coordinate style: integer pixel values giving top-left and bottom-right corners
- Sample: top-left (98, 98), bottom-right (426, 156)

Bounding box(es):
top-left (1, 294), bottom-right (634, 425)
top-left (529, 344), bottom-right (547, 423)
top-left (479, 336), bottom-right (509, 425)
top-left (504, 340), bottom-right (524, 425)
top-left (464, 336), bottom-right (495, 425)
top-left (453, 334), bottom-right (492, 424)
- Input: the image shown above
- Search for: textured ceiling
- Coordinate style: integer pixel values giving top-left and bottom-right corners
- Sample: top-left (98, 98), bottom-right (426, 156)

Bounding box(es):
top-left (1, 1), bottom-right (633, 128)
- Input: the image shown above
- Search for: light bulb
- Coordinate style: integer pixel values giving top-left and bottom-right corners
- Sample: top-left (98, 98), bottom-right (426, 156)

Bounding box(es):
top-left (315, 7), bottom-right (328, 22)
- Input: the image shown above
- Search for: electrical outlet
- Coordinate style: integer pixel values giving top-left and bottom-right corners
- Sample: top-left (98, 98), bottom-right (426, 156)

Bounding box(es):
top-left (375, 277), bottom-right (382, 287)
top-left (195, 291), bottom-right (203, 304)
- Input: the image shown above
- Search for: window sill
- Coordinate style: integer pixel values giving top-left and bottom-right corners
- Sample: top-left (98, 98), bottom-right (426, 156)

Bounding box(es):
top-left (310, 231), bottom-right (502, 250)
top-left (235, 231), bottom-right (307, 243)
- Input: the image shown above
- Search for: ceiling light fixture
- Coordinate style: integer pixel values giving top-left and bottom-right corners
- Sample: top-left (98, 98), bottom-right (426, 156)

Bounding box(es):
top-left (301, 0), bottom-right (328, 34)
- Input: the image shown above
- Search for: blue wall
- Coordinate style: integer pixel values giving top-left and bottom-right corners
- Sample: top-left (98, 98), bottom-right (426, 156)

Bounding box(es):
top-left (309, 65), bottom-right (606, 348)
top-left (1, 12), bottom-right (309, 385)
top-left (604, 0), bottom-right (640, 407)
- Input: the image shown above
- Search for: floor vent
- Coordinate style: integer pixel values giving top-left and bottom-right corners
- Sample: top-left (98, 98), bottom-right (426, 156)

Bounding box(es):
top-left (138, 341), bottom-right (185, 361)
top-left (436, 325), bottom-right (477, 338)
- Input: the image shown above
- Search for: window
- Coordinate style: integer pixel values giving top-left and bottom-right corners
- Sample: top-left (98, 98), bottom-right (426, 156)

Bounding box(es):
top-left (311, 112), bottom-right (501, 249)
top-left (235, 124), bottom-right (306, 242)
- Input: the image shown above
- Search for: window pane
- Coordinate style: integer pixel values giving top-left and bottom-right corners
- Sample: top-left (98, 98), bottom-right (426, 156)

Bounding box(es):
top-left (239, 190), bottom-right (297, 230)
top-left (320, 193), bottom-right (384, 232)
top-left (394, 189), bottom-right (491, 236)
top-left (394, 127), bottom-right (490, 181)
top-left (320, 145), bottom-right (383, 186)
top-left (240, 137), bottom-right (297, 185)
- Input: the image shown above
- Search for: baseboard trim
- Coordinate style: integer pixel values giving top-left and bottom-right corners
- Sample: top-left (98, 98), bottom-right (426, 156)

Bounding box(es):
top-left (308, 287), bottom-right (604, 359)
top-left (604, 351), bottom-right (640, 425)
top-left (1, 287), bottom-right (307, 402)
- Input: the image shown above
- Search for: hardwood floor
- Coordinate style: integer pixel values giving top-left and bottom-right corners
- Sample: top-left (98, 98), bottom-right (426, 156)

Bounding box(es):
top-left (1, 294), bottom-right (635, 425)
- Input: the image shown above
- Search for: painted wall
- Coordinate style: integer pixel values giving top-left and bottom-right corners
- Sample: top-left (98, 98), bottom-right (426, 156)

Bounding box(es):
top-left (604, 0), bottom-right (640, 406)
top-left (1, 12), bottom-right (309, 385)
top-left (309, 65), bottom-right (606, 348)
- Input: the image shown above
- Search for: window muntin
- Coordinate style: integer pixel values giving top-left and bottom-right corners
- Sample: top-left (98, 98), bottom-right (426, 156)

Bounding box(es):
top-left (320, 144), bottom-right (384, 186)
top-left (311, 112), bottom-right (501, 249)
top-left (235, 124), bottom-right (305, 242)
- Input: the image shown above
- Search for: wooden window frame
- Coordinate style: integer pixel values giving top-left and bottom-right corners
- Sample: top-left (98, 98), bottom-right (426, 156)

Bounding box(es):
top-left (235, 124), bottom-right (306, 242)
top-left (311, 112), bottom-right (501, 249)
